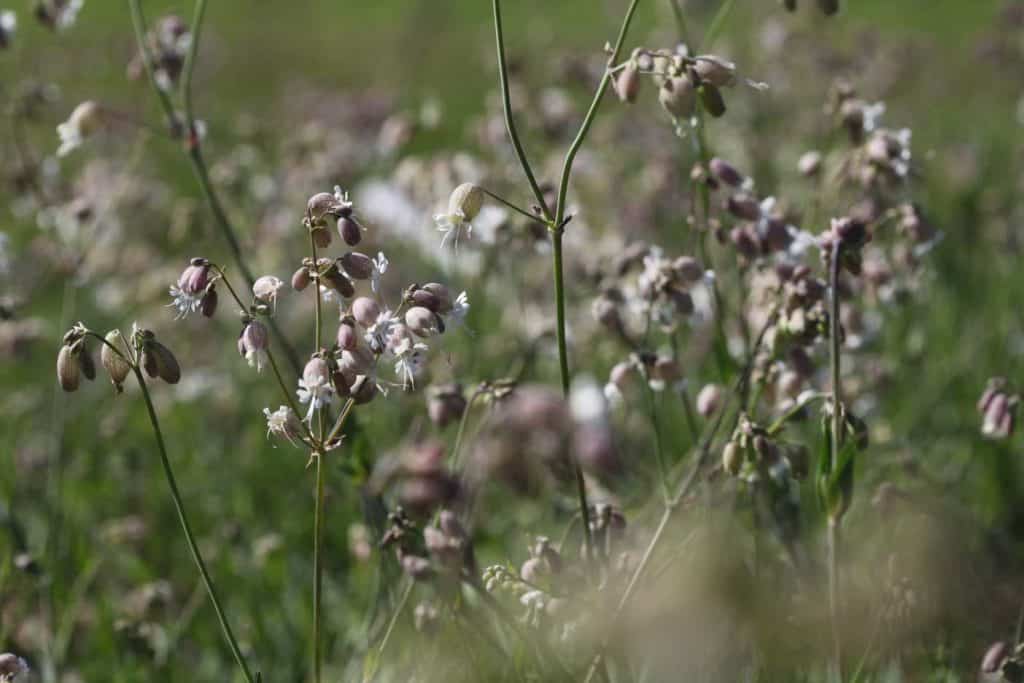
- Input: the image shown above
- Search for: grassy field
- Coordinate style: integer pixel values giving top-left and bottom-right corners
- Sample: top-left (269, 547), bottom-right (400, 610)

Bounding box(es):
top-left (2, 1), bottom-right (1023, 681)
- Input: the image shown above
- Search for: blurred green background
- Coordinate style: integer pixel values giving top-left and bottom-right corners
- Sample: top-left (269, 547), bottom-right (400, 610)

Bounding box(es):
top-left (2, 0), bottom-right (1022, 681)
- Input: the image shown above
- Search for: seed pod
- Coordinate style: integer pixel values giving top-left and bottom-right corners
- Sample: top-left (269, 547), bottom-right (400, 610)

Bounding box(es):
top-left (406, 306), bottom-right (441, 337)
top-left (351, 297), bottom-right (381, 327)
top-left (340, 252), bottom-right (374, 280)
top-left (420, 283), bottom-right (452, 313)
top-left (78, 345), bottom-right (96, 381)
top-left (722, 441), bottom-right (743, 475)
top-left (201, 287), bottom-right (218, 317)
top-left (447, 183), bottom-right (484, 223)
top-left (57, 344), bottom-right (80, 392)
top-left (337, 216), bottom-right (362, 246)
top-left (291, 266), bottom-right (311, 291)
top-left (614, 62), bottom-right (640, 103)
top-left (699, 83), bottom-right (726, 118)
top-left (102, 330), bottom-right (131, 390)
top-left (694, 55), bottom-right (736, 88)
top-left (659, 76), bottom-right (696, 118)
top-left (311, 226), bottom-right (332, 249)
top-left (151, 342), bottom-right (181, 384)
top-left (709, 157), bottom-right (745, 187)
top-left (332, 366), bottom-right (355, 397)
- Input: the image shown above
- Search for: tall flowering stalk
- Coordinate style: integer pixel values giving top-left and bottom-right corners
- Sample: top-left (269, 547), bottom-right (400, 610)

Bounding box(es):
top-left (490, 0), bottom-right (642, 562)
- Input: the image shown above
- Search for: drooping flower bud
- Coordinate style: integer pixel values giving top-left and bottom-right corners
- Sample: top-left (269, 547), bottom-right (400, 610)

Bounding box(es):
top-left (101, 330), bottom-right (131, 391)
top-left (291, 266), bottom-right (311, 291)
top-left (426, 383), bottom-right (467, 428)
top-left (709, 157), bottom-right (745, 187)
top-left (340, 252), bottom-right (374, 280)
top-left (0, 653), bottom-right (29, 681)
top-left (57, 344), bottom-right (80, 392)
top-left (405, 306), bottom-right (442, 338)
top-left (150, 341), bottom-right (181, 384)
top-left (240, 320), bottom-right (269, 372)
top-left (722, 441), bottom-right (742, 475)
top-left (981, 641), bottom-right (1009, 674)
top-left (420, 283), bottom-right (452, 314)
top-left (726, 193), bottom-right (761, 221)
top-left (614, 62), bottom-right (641, 103)
top-left (177, 259), bottom-right (211, 295)
top-left (447, 183), bottom-right (484, 224)
top-left (337, 216), bottom-right (362, 246)
top-left (201, 287), bottom-right (218, 317)
top-left (659, 76), bottom-right (696, 118)
top-left (252, 276), bottom-right (284, 305)
top-left (336, 318), bottom-right (358, 351)
top-left (696, 384), bottom-right (723, 417)
top-left (694, 55), bottom-right (737, 87)
top-left (699, 82), bottom-right (727, 118)
top-left (351, 297), bottom-right (380, 328)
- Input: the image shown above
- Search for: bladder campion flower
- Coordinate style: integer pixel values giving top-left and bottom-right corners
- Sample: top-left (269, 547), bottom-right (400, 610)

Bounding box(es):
top-left (434, 182), bottom-right (484, 249)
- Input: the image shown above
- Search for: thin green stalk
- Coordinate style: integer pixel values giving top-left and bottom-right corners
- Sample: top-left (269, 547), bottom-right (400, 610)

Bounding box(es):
top-left (480, 188), bottom-right (545, 224)
top-left (828, 241), bottom-right (844, 678)
top-left (644, 382), bottom-right (671, 504)
top-left (127, 0), bottom-right (179, 134)
top-left (582, 312), bottom-right (776, 683)
top-left (702, 0), bottom-right (737, 50)
top-left (491, 0), bottom-right (552, 221)
top-left (133, 367), bottom-right (256, 683)
top-left (181, 0), bottom-right (207, 130)
top-left (312, 451), bottom-right (326, 683)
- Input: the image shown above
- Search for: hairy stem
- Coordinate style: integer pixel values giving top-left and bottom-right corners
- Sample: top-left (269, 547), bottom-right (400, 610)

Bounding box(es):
top-left (133, 367), bottom-right (256, 683)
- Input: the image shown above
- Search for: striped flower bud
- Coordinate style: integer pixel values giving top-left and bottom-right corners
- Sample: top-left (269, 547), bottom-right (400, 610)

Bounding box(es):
top-left (351, 297), bottom-right (380, 328)
top-left (709, 157), bottom-right (745, 187)
top-left (150, 341), bottom-right (181, 384)
top-left (340, 252), bottom-right (374, 280)
top-left (699, 83), bottom-right (727, 118)
top-left (420, 283), bottom-right (452, 314)
top-left (694, 55), bottom-right (737, 87)
top-left (240, 320), bottom-right (269, 372)
top-left (57, 344), bottom-right (80, 392)
top-left (659, 76), bottom-right (696, 118)
top-left (291, 266), bottom-right (310, 291)
top-left (722, 441), bottom-right (742, 475)
top-left (614, 62), bottom-right (641, 103)
top-left (406, 306), bottom-right (442, 337)
top-left (336, 318), bottom-right (358, 351)
top-left (337, 216), bottom-right (362, 246)
top-left (101, 330), bottom-right (131, 391)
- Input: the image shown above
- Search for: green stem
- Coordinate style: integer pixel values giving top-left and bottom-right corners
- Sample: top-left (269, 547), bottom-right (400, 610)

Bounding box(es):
top-left (312, 451), bottom-right (326, 683)
top-left (133, 367), bottom-right (256, 683)
top-left (644, 381), bottom-right (671, 504)
top-left (181, 0), bottom-right (207, 130)
top-left (491, 0), bottom-right (552, 221)
top-left (480, 187), bottom-right (546, 224)
top-left (828, 241), bottom-right (844, 678)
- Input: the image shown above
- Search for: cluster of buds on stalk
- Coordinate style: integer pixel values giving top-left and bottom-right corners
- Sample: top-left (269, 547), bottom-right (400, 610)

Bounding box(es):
top-left (978, 378), bottom-right (1018, 440)
top-left (827, 84), bottom-right (914, 190)
top-left (612, 45), bottom-right (767, 134)
top-left (57, 322), bottom-right (180, 393)
top-left (302, 186), bottom-right (366, 249)
top-left (168, 258), bottom-right (219, 319)
top-left (721, 413), bottom-right (809, 483)
top-left (127, 14), bottom-right (191, 91)
top-left (379, 505), bottom-right (473, 584)
top-left (371, 441), bottom-right (461, 518)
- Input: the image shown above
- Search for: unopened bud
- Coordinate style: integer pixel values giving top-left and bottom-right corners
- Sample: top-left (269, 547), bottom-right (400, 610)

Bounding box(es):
top-left (420, 283), bottom-right (452, 313)
top-left (981, 641), bottom-right (1009, 674)
top-left (291, 266), bottom-right (311, 291)
top-left (405, 306), bottom-right (442, 337)
top-left (709, 157), bottom-right (745, 188)
top-left (722, 441), bottom-right (742, 475)
top-left (798, 150), bottom-right (822, 177)
top-left (351, 297), bottom-right (381, 328)
top-left (201, 287), bottom-right (218, 317)
top-left (101, 330), bottom-right (131, 390)
top-left (447, 183), bottom-right (484, 223)
top-left (615, 62), bottom-right (641, 103)
top-left (427, 383), bottom-right (467, 428)
top-left (659, 76), bottom-right (696, 118)
top-left (337, 216), bottom-right (362, 246)
top-left (337, 318), bottom-right (358, 351)
top-left (340, 252), bottom-right (374, 280)
top-left (699, 83), bottom-right (727, 118)
top-left (150, 341), bottom-right (181, 384)
top-left (694, 55), bottom-right (736, 87)
top-left (57, 344), bottom-right (80, 392)
top-left (726, 193), bottom-right (761, 221)
top-left (695, 384), bottom-right (723, 417)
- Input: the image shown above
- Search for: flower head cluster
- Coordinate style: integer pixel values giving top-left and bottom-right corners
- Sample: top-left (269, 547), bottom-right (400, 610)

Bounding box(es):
top-left (127, 14), bottom-right (191, 91)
